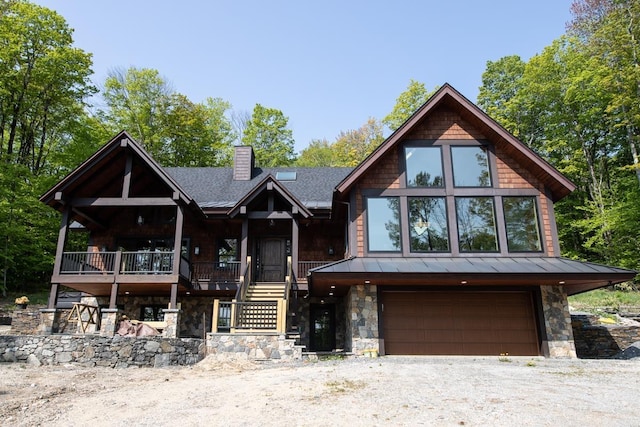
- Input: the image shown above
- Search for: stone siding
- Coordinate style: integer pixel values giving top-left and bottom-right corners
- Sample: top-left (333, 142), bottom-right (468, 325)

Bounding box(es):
top-left (572, 313), bottom-right (640, 358)
top-left (206, 333), bottom-right (302, 361)
top-left (540, 285), bottom-right (577, 358)
top-left (0, 335), bottom-right (204, 367)
top-left (10, 307), bottom-right (46, 335)
top-left (345, 285), bottom-right (379, 355)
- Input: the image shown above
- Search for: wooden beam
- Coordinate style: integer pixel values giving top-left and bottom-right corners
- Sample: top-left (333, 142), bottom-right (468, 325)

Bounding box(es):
top-left (71, 208), bottom-right (107, 229)
top-left (52, 208), bottom-right (70, 276)
top-left (47, 283), bottom-right (59, 309)
top-left (247, 211), bottom-right (293, 219)
top-left (172, 206), bottom-right (184, 274)
top-left (122, 153), bottom-right (133, 198)
top-left (169, 283), bottom-right (178, 309)
top-left (109, 282), bottom-right (119, 309)
top-left (70, 197), bottom-right (177, 207)
top-left (240, 218), bottom-right (249, 275)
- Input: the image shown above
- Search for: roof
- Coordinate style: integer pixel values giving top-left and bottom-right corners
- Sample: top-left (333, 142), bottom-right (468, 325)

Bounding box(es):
top-left (165, 166), bottom-right (353, 209)
top-left (335, 84), bottom-right (576, 202)
top-left (309, 257), bottom-right (637, 296)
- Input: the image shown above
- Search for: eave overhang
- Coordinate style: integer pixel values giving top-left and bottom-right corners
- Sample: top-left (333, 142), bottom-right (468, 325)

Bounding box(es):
top-left (308, 257), bottom-right (637, 297)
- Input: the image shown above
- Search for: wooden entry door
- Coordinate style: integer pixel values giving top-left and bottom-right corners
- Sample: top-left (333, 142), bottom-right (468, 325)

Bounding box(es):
top-left (257, 238), bottom-right (285, 282)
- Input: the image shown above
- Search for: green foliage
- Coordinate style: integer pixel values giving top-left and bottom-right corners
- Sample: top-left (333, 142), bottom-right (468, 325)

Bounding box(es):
top-left (242, 104), bottom-right (295, 167)
top-left (569, 289), bottom-right (640, 312)
top-left (383, 79), bottom-right (438, 131)
top-left (0, 0), bottom-right (96, 173)
top-left (100, 67), bottom-right (236, 167)
top-left (296, 118), bottom-right (384, 167)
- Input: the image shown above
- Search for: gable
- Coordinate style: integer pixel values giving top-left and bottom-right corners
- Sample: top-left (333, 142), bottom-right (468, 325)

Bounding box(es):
top-left (41, 131), bottom-right (193, 212)
top-left (336, 84), bottom-right (575, 202)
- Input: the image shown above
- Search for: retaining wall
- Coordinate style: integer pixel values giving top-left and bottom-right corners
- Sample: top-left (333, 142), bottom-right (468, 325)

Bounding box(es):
top-left (206, 333), bottom-right (302, 361)
top-left (572, 314), bottom-right (640, 358)
top-left (0, 334), bottom-right (204, 368)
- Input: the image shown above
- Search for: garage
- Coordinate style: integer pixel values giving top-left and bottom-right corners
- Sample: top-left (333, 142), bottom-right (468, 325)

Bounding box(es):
top-left (382, 291), bottom-right (540, 356)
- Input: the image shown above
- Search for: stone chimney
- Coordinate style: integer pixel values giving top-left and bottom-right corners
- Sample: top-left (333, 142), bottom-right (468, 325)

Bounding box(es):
top-left (233, 146), bottom-right (255, 181)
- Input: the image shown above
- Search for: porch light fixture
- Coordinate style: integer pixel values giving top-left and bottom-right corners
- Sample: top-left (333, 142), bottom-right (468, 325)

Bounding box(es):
top-left (364, 280), bottom-right (371, 284)
top-left (328, 246), bottom-right (334, 256)
top-left (461, 280), bottom-right (468, 285)
top-left (330, 285), bottom-right (336, 289)
top-left (137, 215), bottom-right (144, 226)
top-left (559, 281), bottom-right (565, 285)
top-left (194, 246), bottom-right (200, 255)
top-left (329, 292), bottom-right (334, 296)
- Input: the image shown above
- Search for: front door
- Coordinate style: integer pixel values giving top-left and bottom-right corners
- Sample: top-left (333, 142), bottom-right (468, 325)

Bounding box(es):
top-left (310, 304), bottom-right (336, 351)
top-left (257, 238), bottom-right (285, 282)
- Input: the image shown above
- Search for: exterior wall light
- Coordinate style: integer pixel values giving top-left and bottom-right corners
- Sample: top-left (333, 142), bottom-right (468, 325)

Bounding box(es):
top-left (194, 246), bottom-right (200, 255)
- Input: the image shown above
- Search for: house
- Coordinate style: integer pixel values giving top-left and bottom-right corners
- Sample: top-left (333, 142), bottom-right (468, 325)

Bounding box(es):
top-left (39, 84), bottom-right (636, 358)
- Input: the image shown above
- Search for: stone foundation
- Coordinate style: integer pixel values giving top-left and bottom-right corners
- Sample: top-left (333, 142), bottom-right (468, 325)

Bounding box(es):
top-left (345, 285), bottom-right (380, 355)
top-left (11, 307), bottom-right (43, 335)
top-left (540, 285), bottom-right (577, 358)
top-left (206, 333), bottom-right (302, 361)
top-left (0, 335), bottom-right (204, 367)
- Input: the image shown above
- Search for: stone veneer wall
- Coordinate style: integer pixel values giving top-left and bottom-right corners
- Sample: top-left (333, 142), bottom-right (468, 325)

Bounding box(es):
top-left (540, 285), bottom-right (577, 358)
top-left (10, 307), bottom-right (44, 335)
top-left (0, 335), bottom-right (204, 367)
top-left (345, 285), bottom-right (379, 355)
top-left (206, 333), bottom-right (302, 361)
top-left (572, 313), bottom-right (640, 358)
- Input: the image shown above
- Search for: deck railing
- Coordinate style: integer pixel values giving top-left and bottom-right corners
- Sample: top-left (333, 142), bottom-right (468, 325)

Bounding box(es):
top-left (59, 250), bottom-right (190, 277)
top-left (191, 261), bottom-right (241, 283)
top-left (60, 252), bottom-right (116, 274)
top-left (297, 261), bottom-right (332, 279)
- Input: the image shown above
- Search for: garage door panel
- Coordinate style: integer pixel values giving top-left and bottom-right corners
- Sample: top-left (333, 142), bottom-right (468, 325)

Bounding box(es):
top-left (383, 291), bottom-right (539, 356)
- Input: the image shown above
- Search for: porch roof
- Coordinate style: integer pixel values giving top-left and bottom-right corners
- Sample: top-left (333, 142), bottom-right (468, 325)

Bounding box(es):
top-left (165, 166), bottom-right (353, 210)
top-left (308, 256), bottom-right (637, 296)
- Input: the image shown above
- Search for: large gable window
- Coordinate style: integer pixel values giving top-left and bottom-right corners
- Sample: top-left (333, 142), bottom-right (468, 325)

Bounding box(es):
top-left (456, 197), bottom-right (498, 252)
top-left (408, 197), bottom-right (449, 252)
top-left (451, 146), bottom-right (492, 187)
top-left (404, 146), bottom-right (444, 187)
top-left (503, 197), bottom-right (542, 252)
top-left (366, 197), bottom-right (401, 252)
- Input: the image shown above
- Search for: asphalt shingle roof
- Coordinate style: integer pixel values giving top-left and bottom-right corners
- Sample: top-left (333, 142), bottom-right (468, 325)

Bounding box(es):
top-left (164, 167), bottom-right (353, 209)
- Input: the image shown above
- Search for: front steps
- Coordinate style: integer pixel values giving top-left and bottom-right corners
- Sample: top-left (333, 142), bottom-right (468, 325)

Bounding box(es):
top-left (245, 281), bottom-right (287, 301)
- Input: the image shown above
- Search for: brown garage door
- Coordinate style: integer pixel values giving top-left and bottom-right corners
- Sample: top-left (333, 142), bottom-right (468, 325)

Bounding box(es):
top-left (382, 291), bottom-right (539, 356)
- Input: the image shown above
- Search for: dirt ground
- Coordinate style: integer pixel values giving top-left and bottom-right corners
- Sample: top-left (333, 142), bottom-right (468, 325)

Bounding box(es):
top-left (0, 356), bottom-right (639, 427)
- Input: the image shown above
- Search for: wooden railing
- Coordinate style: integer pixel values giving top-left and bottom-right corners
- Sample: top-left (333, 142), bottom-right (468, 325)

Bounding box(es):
top-left (212, 299), bottom-right (286, 333)
top-left (191, 261), bottom-right (241, 283)
top-left (235, 256), bottom-right (252, 302)
top-left (297, 260), bottom-right (332, 279)
top-left (59, 250), bottom-right (190, 278)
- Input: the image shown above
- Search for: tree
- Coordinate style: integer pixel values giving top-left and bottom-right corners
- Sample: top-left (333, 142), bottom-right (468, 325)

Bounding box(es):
top-left (100, 67), bottom-right (235, 167)
top-left (242, 104), bottom-right (295, 167)
top-left (0, 0), bottom-right (95, 173)
top-left (296, 118), bottom-right (384, 167)
top-left (383, 79), bottom-right (438, 131)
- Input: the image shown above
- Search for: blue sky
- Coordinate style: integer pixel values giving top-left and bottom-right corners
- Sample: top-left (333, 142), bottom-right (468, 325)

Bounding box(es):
top-left (34, 1), bottom-right (573, 153)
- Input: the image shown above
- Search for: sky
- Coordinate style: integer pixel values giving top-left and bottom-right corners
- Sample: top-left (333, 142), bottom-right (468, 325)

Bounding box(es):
top-left (33, 1), bottom-right (574, 154)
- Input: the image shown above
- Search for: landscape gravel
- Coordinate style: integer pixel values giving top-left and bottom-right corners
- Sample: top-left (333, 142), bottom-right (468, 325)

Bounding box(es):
top-left (1, 356), bottom-right (639, 426)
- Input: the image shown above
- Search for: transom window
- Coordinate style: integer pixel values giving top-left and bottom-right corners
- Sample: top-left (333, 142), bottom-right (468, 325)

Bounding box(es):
top-left (404, 146), bottom-right (444, 187)
top-left (366, 197), bottom-right (401, 252)
top-left (451, 146), bottom-right (492, 187)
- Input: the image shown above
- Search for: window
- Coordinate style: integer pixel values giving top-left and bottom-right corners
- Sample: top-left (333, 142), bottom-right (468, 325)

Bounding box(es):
top-left (408, 197), bottom-right (449, 252)
top-left (456, 197), bottom-right (498, 252)
top-left (503, 197), bottom-right (542, 252)
top-left (217, 238), bottom-right (238, 265)
top-left (366, 197), bottom-right (401, 252)
top-left (451, 146), bottom-right (492, 187)
top-left (404, 146), bottom-right (444, 187)
top-left (140, 305), bottom-right (165, 321)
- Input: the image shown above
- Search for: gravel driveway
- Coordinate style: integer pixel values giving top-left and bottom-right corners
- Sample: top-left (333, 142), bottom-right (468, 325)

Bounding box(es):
top-left (1, 356), bottom-right (639, 426)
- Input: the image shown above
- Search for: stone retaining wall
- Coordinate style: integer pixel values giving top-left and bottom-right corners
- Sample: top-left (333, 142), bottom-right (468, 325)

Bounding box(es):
top-left (10, 307), bottom-right (47, 335)
top-left (206, 333), bottom-right (302, 361)
top-left (0, 335), bottom-right (204, 367)
top-left (572, 314), bottom-right (640, 358)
